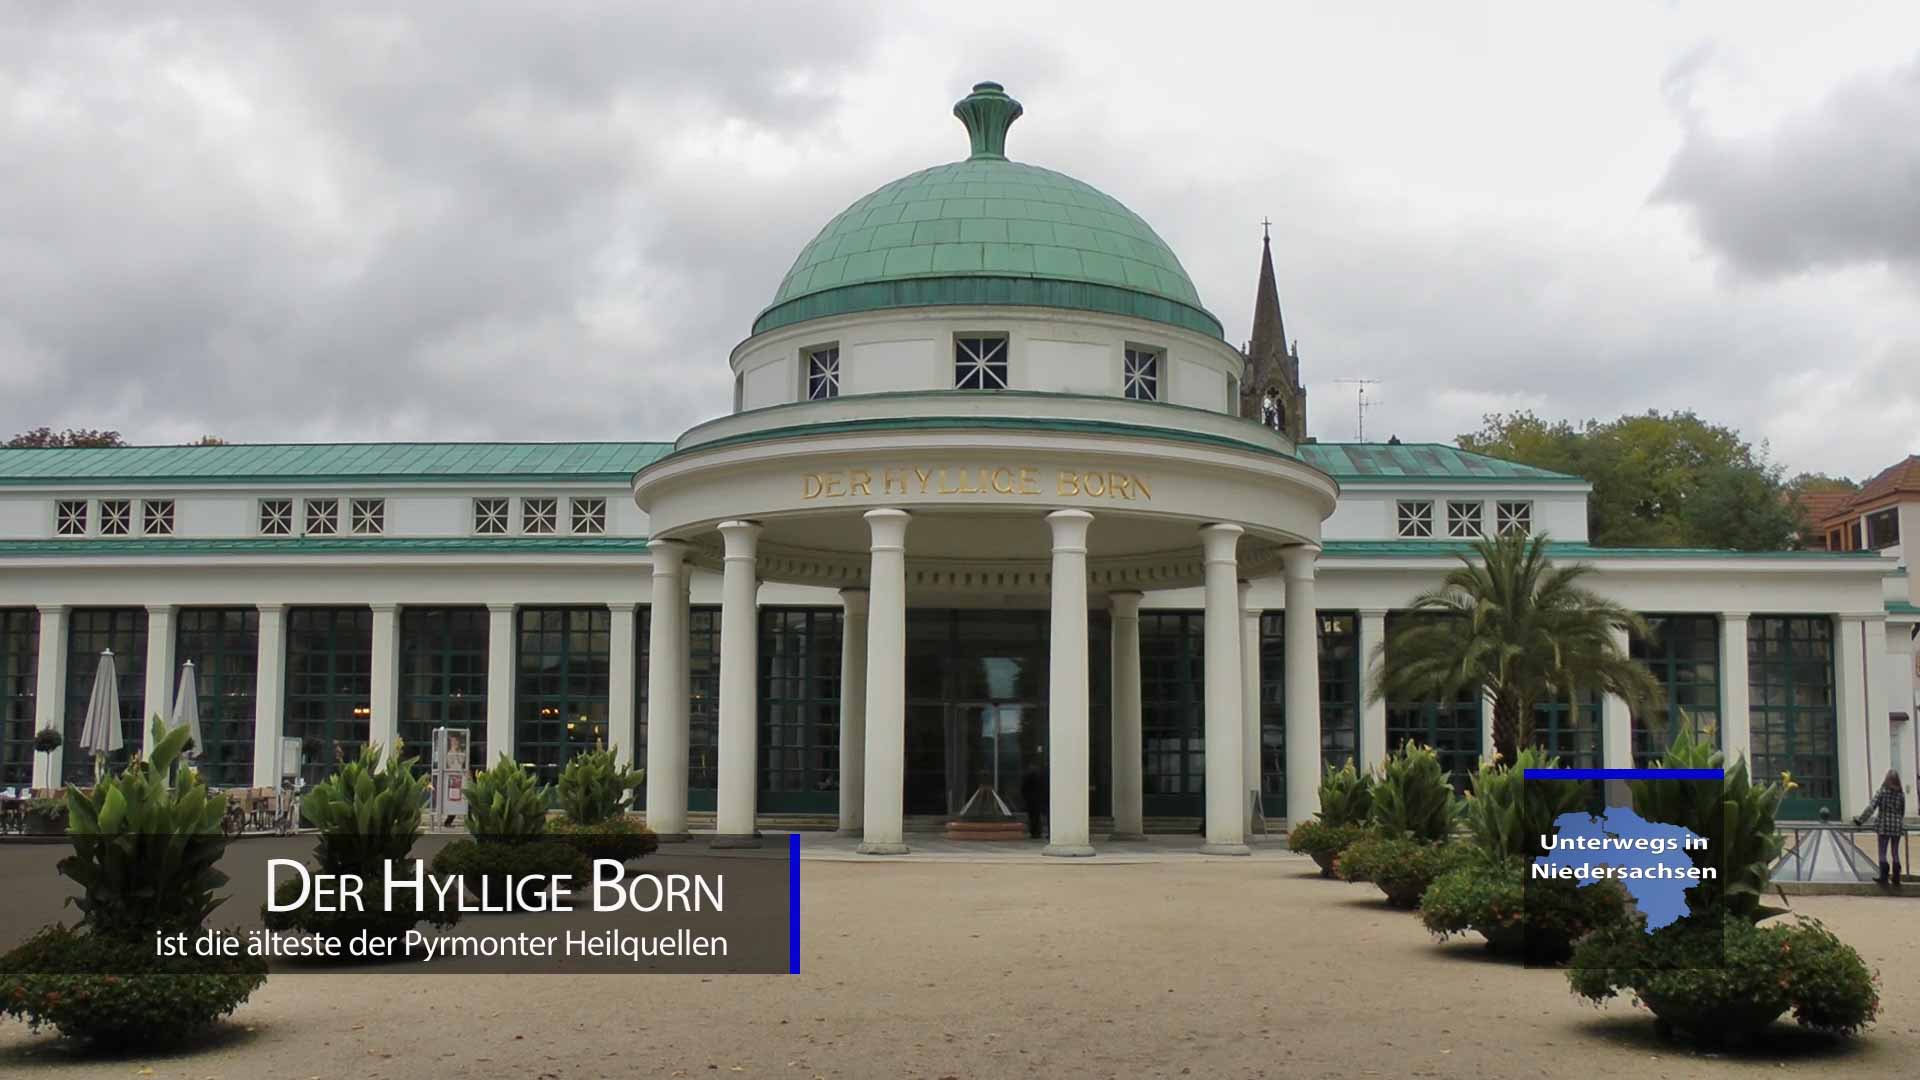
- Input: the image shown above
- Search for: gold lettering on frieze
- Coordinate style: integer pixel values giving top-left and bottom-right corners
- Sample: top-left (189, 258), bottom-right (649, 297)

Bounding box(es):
top-left (801, 466), bottom-right (1154, 503)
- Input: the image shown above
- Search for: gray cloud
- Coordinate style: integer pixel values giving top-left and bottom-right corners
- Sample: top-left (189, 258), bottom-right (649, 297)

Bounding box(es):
top-left (1656, 54), bottom-right (1920, 279)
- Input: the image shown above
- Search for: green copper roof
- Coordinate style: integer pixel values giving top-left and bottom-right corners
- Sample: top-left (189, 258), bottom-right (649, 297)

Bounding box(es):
top-left (1320, 540), bottom-right (1885, 561)
top-left (0, 442), bottom-right (671, 486)
top-left (755, 83), bottom-right (1221, 340)
top-left (1298, 443), bottom-right (1585, 483)
top-left (0, 537), bottom-right (652, 557)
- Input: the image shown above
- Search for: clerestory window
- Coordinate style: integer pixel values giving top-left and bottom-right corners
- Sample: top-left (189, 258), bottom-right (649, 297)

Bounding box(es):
top-left (954, 335), bottom-right (1008, 390)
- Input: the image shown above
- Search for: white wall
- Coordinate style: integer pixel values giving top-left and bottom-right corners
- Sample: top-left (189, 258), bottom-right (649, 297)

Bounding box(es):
top-left (843, 338), bottom-right (937, 394)
top-left (0, 496), bottom-right (46, 539)
top-left (741, 357), bottom-right (792, 411)
top-left (729, 306), bottom-right (1248, 414)
top-left (1322, 489), bottom-right (1592, 543)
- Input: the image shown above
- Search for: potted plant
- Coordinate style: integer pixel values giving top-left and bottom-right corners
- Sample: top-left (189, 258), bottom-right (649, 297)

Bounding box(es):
top-left (1286, 761), bottom-right (1373, 877)
top-left (22, 796), bottom-right (68, 836)
top-left (430, 754), bottom-right (587, 903)
top-left (1566, 731), bottom-right (1880, 1044)
top-left (0, 716), bottom-right (267, 1048)
top-left (546, 747), bottom-right (658, 864)
top-left (32, 727), bottom-right (61, 783)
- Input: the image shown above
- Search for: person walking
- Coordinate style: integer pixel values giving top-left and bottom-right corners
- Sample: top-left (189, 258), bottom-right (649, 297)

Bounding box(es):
top-left (1853, 769), bottom-right (1907, 887)
top-left (1019, 762), bottom-right (1047, 841)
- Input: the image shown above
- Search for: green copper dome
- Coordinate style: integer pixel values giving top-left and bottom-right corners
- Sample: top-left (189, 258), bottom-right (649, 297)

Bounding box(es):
top-left (754, 82), bottom-right (1222, 340)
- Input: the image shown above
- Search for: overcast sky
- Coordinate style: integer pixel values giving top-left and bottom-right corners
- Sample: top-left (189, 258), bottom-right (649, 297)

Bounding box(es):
top-left (2, 2), bottom-right (1916, 479)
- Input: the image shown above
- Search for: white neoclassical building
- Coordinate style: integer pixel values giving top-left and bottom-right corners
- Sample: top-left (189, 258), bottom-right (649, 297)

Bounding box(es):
top-left (0, 83), bottom-right (1911, 850)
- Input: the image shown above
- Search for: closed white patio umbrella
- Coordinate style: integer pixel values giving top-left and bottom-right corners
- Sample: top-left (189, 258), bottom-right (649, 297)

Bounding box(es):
top-left (78, 649), bottom-right (123, 782)
top-left (172, 659), bottom-right (203, 762)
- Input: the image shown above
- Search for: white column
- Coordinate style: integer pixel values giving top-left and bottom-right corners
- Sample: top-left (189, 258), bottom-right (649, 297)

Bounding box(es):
top-left (1045, 510), bottom-right (1095, 857)
top-left (142, 604), bottom-right (178, 751)
top-left (1720, 612), bottom-right (1751, 767)
top-left (1891, 624), bottom-right (1917, 800)
top-left (836, 588), bottom-right (869, 835)
top-left (31, 605), bottom-right (67, 790)
top-left (250, 604), bottom-right (286, 789)
top-left (1600, 624), bottom-right (1634, 769)
top-left (369, 604), bottom-right (400, 755)
top-left (608, 602), bottom-right (639, 768)
top-left (713, 521), bottom-right (762, 847)
top-left (644, 541), bottom-right (691, 840)
top-left (1109, 591), bottom-right (1145, 840)
top-left (1281, 546), bottom-right (1323, 824)
top-left (1199, 524), bottom-right (1248, 855)
top-left (1358, 610), bottom-right (1389, 771)
top-left (1240, 581), bottom-right (1263, 832)
top-left (1861, 616), bottom-right (1892, 808)
top-left (484, 604), bottom-right (516, 769)
top-left (860, 509), bottom-right (911, 855)
top-left (1835, 614), bottom-right (1872, 812)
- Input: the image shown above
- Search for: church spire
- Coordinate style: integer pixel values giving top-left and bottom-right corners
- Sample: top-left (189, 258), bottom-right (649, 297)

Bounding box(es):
top-left (1248, 227), bottom-right (1288, 367)
top-left (1239, 226), bottom-right (1307, 439)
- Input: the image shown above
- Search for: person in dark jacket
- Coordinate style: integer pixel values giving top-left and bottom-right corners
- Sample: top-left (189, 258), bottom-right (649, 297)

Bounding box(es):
top-left (1019, 763), bottom-right (1047, 840)
top-left (1853, 769), bottom-right (1907, 886)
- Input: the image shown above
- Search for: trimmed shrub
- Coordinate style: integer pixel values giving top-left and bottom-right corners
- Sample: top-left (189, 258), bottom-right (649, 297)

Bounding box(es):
top-left (429, 836), bottom-right (590, 902)
top-left (1339, 836), bottom-right (1472, 908)
top-left (1462, 747), bottom-right (1587, 861)
top-left (61, 716), bottom-right (230, 938)
top-left (467, 754), bottom-right (551, 840)
top-left (547, 815), bottom-right (660, 865)
top-left (1569, 914), bottom-right (1878, 1043)
top-left (263, 742), bottom-right (455, 941)
top-left (1419, 855), bottom-right (1628, 964)
top-left (1286, 819), bottom-right (1368, 877)
top-left (0, 925), bottom-right (266, 1049)
top-left (1316, 761), bottom-right (1374, 827)
top-left (1629, 727), bottom-right (1786, 923)
top-left (0, 717), bottom-right (267, 1047)
top-left (23, 797), bottom-right (67, 835)
top-left (1370, 743), bottom-right (1458, 842)
top-left (556, 749), bottom-right (642, 827)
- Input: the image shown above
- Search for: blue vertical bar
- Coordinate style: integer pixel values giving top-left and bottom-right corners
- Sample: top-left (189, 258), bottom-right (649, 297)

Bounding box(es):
top-left (788, 832), bottom-right (801, 974)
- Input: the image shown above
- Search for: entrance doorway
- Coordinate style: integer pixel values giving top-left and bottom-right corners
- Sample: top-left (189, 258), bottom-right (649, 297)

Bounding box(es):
top-left (902, 609), bottom-right (1109, 817)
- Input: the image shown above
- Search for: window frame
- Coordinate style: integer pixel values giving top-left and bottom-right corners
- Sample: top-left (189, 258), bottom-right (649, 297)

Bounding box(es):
top-left (953, 333), bottom-right (1010, 391)
top-left (1865, 507), bottom-right (1900, 550)
top-left (570, 496), bottom-right (607, 535)
top-left (141, 498), bottom-right (175, 537)
top-left (55, 499), bottom-right (89, 537)
top-left (1395, 499), bottom-right (1435, 539)
top-left (521, 496), bottom-right (558, 535)
top-left (1445, 500), bottom-right (1483, 538)
top-left (348, 497), bottom-right (385, 536)
top-left (804, 344), bottom-right (841, 401)
top-left (98, 498), bottom-right (133, 536)
top-left (1122, 345), bottom-right (1162, 402)
top-left (1496, 500), bottom-right (1533, 537)
top-left (302, 497), bottom-right (339, 536)
top-left (259, 498), bottom-right (294, 537)
top-left (473, 496), bottom-right (511, 536)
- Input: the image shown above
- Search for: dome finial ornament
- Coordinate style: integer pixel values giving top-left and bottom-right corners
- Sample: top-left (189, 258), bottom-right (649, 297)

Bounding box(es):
top-left (953, 81), bottom-right (1023, 160)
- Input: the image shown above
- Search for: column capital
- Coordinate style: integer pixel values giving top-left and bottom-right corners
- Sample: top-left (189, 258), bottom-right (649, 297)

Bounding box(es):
top-left (487, 602), bottom-right (517, 615)
top-left (608, 601), bottom-right (642, 617)
top-left (647, 538), bottom-right (690, 575)
top-left (717, 521), bottom-right (762, 561)
top-left (1198, 522), bottom-right (1243, 564)
top-left (36, 604), bottom-right (67, 617)
top-left (1721, 610), bottom-right (1750, 623)
top-left (1359, 607), bottom-right (1390, 619)
top-left (256, 602), bottom-right (287, 616)
top-left (369, 602), bottom-right (400, 615)
top-left (1045, 508), bottom-right (1093, 551)
top-left (1238, 579), bottom-right (1262, 616)
top-left (1108, 590), bottom-right (1143, 619)
top-left (1837, 612), bottom-right (1868, 626)
top-left (839, 587), bottom-right (870, 614)
top-left (863, 508), bottom-right (912, 551)
top-left (145, 603), bottom-right (177, 617)
top-left (1280, 544), bottom-right (1321, 580)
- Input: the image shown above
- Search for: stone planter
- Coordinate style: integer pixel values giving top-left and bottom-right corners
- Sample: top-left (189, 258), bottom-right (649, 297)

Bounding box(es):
top-left (1309, 849), bottom-right (1337, 877)
top-left (1638, 991), bottom-right (1788, 1047)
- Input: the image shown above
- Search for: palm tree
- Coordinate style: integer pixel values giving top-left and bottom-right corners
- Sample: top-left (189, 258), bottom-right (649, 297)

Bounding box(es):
top-left (1370, 530), bottom-right (1663, 763)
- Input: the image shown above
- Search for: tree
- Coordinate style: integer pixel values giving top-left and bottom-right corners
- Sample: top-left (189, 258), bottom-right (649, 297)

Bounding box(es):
top-left (1786, 472), bottom-right (1858, 495)
top-left (1459, 410), bottom-right (1802, 550)
top-left (186, 435), bottom-right (227, 446)
top-left (6, 427), bottom-right (126, 448)
top-left (1370, 531), bottom-right (1664, 763)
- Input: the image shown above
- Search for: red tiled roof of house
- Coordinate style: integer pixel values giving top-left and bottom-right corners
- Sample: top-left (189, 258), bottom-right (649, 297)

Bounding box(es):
top-left (1807, 455), bottom-right (1920, 529)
